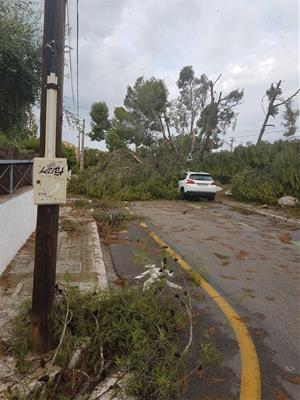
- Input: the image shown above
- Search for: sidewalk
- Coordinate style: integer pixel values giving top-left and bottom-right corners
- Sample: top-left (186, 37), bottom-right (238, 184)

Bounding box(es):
top-left (0, 201), bottom-right (107, 392)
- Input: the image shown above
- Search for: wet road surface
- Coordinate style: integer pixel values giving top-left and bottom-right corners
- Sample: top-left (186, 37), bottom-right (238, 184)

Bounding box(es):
top-left (131, 200), bottom-right (300, 400)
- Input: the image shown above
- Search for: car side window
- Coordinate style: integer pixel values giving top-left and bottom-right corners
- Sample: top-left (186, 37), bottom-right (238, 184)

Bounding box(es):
top-left (180, 173), bottom-right (187, 180)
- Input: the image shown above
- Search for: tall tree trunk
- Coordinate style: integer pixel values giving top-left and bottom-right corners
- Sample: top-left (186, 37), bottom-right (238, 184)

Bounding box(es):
top-left (257, 113), bottom-right (270, 145)
top-left (257, 80), bottom-right (281, 144)
top-left (163, 112), bottom-right (182, 162)
top-left (158, 116), bottom-right (171, 147)
top-left (202, 82), bottom-right (215, 153)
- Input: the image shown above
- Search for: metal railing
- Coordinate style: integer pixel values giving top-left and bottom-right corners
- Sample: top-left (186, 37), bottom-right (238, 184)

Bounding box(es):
top-left (0, 160), bottom-right (33, 195)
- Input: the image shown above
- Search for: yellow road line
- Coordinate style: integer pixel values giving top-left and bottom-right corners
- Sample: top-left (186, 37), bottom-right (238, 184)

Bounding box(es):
top-left (139, 221), bottom-right (261, 400)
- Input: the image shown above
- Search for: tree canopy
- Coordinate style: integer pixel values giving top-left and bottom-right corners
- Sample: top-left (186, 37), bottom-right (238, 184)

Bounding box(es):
top-left (89, 101), bottom-right (111, 141)
top-left (88, 65), bottom-right (299, 167)
top-left (0, 0), bottom-right (42, 136)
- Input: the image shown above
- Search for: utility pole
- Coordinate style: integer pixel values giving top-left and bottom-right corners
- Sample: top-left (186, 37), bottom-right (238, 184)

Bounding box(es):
top-left (77, 124), bottom-right (81, 164)
top-left (31, 0), bottom-right (67, 354)
top-left (230, 137), bottom-right (234, 152)
top-left (80, 118), bottom-right (85, 170)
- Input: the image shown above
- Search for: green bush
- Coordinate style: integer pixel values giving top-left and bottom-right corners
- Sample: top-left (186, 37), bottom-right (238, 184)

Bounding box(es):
top-left (232, 141), bottom-right (300, 204)
top-left (68, 148), bottom-right (181, 201)
top-left (12, 283), bottom-right (186, 400)
top-left (232, 167), bottom-right (284, 204)
top-left (68, 140), bottom-right (300, 204)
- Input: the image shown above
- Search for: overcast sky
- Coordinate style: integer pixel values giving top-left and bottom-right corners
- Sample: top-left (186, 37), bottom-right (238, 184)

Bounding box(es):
top-left (63, 0), bottom-right (299, 150)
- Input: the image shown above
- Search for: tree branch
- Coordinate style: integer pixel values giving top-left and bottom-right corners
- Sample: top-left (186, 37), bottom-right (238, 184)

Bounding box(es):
top-left (212, 73), bottom-right (222, 87)
top-left (261, 102), bottom-right (266, 116)
top-left (273, 88), bottom-right (300, 108)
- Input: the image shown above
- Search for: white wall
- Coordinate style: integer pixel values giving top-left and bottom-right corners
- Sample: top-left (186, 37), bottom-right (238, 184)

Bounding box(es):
top-left (0, 189), bottom-right (37, 274)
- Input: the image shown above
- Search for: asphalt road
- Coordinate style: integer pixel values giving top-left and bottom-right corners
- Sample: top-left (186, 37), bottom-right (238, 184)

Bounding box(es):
top-left (130, 200), bottom-right (300, 400)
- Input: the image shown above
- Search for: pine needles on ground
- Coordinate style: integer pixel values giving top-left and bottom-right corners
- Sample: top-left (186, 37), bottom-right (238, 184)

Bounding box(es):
top-left (10, 282), bottom-right (188, 400)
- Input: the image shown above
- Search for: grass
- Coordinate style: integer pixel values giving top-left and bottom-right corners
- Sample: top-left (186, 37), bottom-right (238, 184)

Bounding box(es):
top-left (200, 330), bottom-right (223, 371)
top-left (91, 201), bottom-right (142, 245)
top-left (11, 300), bottom-right (31, 373)
top-left (10, 282), bottom-right (188, 400)
top-left (60, 218), bottom-right (78, 232)
top-left (286, 203), bottom-right (300, 219)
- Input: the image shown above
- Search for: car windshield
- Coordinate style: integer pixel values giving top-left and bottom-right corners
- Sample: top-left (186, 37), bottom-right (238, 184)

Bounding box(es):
top-left (190, 174), bottom-right (212, 181)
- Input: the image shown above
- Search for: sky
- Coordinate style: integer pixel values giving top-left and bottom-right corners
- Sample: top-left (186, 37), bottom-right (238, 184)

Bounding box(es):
top-left (62, 0), bottom-right (300, 150)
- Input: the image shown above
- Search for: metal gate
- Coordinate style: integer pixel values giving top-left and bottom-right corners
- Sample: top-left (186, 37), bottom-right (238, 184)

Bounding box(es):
top-left (0, 160), bottom-right (33, 195)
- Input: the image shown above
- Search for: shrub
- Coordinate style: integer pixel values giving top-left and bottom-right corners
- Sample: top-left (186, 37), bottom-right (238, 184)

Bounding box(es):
top-left (232, 167), bottom-right (284, 204)
top-left (11, 283), bottom-right (186, 399)
top-left (68, 140), bottom-right (300, 204)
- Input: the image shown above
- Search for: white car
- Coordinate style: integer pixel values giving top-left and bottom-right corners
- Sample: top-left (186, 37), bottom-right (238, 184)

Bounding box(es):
top-left (178, 171), bottom-right (221, 201)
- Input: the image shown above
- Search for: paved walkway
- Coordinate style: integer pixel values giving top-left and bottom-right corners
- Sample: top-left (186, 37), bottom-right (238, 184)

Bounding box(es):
top-left (0, 202), bottom-right (107, 393)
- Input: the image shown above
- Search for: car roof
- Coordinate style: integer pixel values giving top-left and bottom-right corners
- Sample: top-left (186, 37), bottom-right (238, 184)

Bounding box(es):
top-left (186, 171), bottom-right (210, 175)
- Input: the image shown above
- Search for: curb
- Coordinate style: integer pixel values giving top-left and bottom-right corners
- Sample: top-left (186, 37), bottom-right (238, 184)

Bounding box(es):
top-left (90, 220), bottom-right (108, 288)
top-left (221, 201), bottom-right (300, 225)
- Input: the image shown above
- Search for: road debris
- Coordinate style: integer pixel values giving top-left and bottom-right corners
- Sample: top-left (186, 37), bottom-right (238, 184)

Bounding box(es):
top-left (135, 262), bottom-right (183, 291)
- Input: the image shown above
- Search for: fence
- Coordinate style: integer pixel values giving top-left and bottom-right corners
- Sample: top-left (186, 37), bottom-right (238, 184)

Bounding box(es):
top-left (0, 160), bottom-right (33, 195)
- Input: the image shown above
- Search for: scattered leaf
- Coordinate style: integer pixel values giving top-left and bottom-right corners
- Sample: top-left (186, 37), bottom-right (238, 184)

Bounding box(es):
top-left (283, 374), bottom-right (300, 384)
top-left (242, 288), bottom-right (254, 294)
top-left (273, 388), bottom-right (288, 400)
top-left (279, 233), bottom-right (292, 244)
top-left (210, 377), bottom-right (226, 384)
top-left (196, 365), bottom-right (204, 379)
top-left (214, 253), bottom-right (229, 260)
top-left (181, 374), bottom-right (189, 393)
top-left (265, 296), bottom-right (274, 301)
top-left (253, 328), bottom-right (268, 337)
top-left (203, 236), bottom-right (218, 241)
top-left (220, 274), bottom-right (237, 280)
top-left (234, 316), bottom-right (250, 323)
top-left (222, 260), bottom-right (230, 267)
top-left (208, 326), bottom-right (216, 335)
top-left (236, 250), bottom-right (248, 260)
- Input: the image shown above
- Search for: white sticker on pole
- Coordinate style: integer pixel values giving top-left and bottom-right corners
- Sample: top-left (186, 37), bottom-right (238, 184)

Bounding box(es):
top-left (33, 158), bottom-right (67, 205)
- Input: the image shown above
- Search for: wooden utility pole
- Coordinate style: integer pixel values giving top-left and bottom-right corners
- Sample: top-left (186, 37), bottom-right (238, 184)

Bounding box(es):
top-left (77, 124), bottom-right (81, 164)
top-left (31, 0), bottom-right (67, 354)
top-left (230, 137), bottom-right (234, 152)
top-left (80, 118), bottom-right (85, 170)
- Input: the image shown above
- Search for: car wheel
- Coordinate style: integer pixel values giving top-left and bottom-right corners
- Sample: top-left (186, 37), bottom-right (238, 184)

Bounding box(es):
top-left (180, 187), bottom-right (186, 200)
top-left (208, 194), bottom-right (215, 201)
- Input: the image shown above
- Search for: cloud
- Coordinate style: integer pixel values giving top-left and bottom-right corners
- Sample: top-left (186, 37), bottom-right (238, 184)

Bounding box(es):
top-left (62, 0), bottom-right (299, 149)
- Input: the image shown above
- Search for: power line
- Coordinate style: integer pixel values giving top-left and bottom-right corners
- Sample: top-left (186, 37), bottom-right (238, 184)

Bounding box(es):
top-left (76, 0), bottom-right (79, 119)
top-left (231, 129), bottom-right (299, 139)
top-left (66, 0), bottom-right (75, 110)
